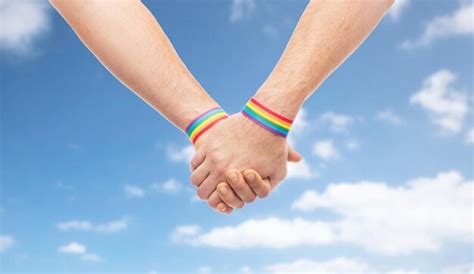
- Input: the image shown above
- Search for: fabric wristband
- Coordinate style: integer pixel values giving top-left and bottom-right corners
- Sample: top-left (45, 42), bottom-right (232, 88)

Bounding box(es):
top-left (241, 97), bottom-right (293, 138)
top-left (186, 107), bottom-right (228, 144)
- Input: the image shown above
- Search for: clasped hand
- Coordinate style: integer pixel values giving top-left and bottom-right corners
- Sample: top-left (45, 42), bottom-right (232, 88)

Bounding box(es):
top-left (190, 112), bottom-right (301, 214)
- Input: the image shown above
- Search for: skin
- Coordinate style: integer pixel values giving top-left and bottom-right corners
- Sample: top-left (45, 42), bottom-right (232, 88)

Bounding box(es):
top-left (49, 0), bottom-right (299, 213)
top-left (192, 113), bottom-right (301, 212)
top-left (51, 0), bottom-right (393, 213)
top-left (196, 0), bottom-right (394, 211)
top-left (49, 0), bottom-right (216, 129)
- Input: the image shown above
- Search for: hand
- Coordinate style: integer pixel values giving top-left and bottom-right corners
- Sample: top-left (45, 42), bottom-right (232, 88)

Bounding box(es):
top-left (190, 112), bottom-right (301, 212)
top-left (216, 169), bottom-right (270, 210)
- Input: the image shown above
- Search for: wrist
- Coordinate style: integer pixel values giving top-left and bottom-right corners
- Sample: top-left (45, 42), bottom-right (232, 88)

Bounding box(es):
top-left (241, 97), bottom-right (294, 139)
top-left (254, 86), bottom-right (303, 121)
top-left (185, 106), bottom-right (228, 145)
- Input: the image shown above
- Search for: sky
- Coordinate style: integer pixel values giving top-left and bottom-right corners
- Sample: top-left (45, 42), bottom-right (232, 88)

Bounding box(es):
top-left (0, 0), bottom-right (473, 273)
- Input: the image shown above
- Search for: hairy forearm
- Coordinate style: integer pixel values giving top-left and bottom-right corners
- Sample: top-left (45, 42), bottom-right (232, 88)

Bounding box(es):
top-left (50, 0), bottom-right (218, 130)
top-left (255, 0), bottom-right (393, 118)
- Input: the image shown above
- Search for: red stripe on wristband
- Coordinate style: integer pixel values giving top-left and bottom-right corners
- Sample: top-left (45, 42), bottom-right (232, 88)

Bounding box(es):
top-left (191, 116), bottom-right (228, 144)
top-left (250, 98), bottom-right (293, 124)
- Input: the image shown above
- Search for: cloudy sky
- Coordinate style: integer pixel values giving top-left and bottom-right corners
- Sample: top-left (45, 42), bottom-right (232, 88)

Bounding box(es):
top-left (1, 0), bottom-right (473, 273)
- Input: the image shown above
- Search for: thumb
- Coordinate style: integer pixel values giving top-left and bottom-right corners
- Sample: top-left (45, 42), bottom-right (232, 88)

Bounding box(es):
top-left (287, 144), bottom-right (302, 162)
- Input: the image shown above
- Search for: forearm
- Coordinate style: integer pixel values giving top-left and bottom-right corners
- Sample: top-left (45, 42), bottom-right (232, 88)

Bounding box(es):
top-left (50, 0), bottom-right (218, 130)
top-left (255, 0), bottom-right (393, 118)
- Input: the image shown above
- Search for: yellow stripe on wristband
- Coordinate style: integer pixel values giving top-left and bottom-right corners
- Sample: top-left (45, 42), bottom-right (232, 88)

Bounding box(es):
top-left (186, 107), bottom-right (228, 144)
top-left (246, 101), bottom-right (292, 129)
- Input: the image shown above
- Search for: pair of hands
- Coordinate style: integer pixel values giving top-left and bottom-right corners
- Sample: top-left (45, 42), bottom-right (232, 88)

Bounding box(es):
top-left (189, 112), bottom-right (301, 214)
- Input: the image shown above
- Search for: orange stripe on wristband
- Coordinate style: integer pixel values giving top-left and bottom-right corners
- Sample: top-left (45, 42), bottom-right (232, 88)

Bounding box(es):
top-left (241, 97), bottom-right (293, 138)
top-left (186, 107), bottom-right (228, 144)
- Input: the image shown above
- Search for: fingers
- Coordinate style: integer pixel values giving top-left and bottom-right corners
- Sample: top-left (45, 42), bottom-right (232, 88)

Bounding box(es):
top-left (287, 144), bottom-right (302, 162)
top-left (208, 191), bottom-right (233, 214)
top-left (190, 161), bottom-right (209, 187)
top-left (190, 149), bottom-right (205, 172)
top-left (225, 170), bottom-right (256, 203)
top-left (197, 173), bottom-right (220, 200)
top-left (243, 169), bottom-right (271, 198)
top-left (217, 182), bottom-right (244, 209)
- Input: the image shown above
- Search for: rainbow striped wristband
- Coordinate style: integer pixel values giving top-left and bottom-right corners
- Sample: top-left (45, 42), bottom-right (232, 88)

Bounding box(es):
top-left (186, 107), bottom-right (228, 144)
top-left (241, 97), bottom-right (293, 138)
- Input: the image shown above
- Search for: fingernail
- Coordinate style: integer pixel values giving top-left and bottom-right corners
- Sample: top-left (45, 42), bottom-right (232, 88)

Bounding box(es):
top-left (217, 203), bottom-right (227, 212)
top-left (245, 172), bottom-right (255, 181)
top-left (219, 185), bottom-right (229, 195)
top-left (227, 172), bottom-right (238, 183)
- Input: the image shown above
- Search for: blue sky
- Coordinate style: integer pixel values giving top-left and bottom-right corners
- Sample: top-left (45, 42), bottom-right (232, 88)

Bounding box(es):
top-left (1, 0), bottom-right (473, 273)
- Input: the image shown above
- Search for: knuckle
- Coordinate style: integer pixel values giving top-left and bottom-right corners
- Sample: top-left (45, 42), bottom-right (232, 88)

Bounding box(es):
top-left (209, 151), bottom-right (225, 164)
top-left (215, 167), bottom-right (227, 177)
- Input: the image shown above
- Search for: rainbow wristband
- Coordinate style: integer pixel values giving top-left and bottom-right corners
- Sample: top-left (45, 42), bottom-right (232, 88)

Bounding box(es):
top-left (186, 107), bottom-right (228, 144)
top-left (241, 97), bottom-right (293, 138)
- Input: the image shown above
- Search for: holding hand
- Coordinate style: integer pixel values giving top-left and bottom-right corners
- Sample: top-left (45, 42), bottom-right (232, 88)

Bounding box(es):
top-left (189, 98), bottom-right (301, 213)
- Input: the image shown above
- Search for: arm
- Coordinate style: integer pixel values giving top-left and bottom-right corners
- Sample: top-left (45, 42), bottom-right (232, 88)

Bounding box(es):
top-left (194, 0), bottom-right (393, 208)
top-left (50, 0), bottom-right (218, 130)
top-left (255, 0), bottom-right (393, 118)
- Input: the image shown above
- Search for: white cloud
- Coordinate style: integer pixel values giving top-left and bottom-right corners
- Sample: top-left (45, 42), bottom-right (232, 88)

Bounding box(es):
top-left (124, 184), bottom-right (146, 198)
top-left (266, 257), bottom-right (368, 274)
top-left (167, 145), bottom-right (194, 164)
top-left (266, 257), bottom-right (424, 274)
top-left (0, 235), bottom-right (15, 252)
top-left (172, 225), bottom-right (201, 241)
top-left (58, 220), bottom-right (92, 231)
top-left (58, 242), bottom-right (102, 262)
top-left (94, 219), bottom-right (128, 233)
top-left (376, 109), bottom-right (403, 125)
top-left (465, 128), bottom-right (474, 144)
top-left (312, 140), bottom-right (339, 160)
top-left (386, 271), bottom-right (421, 274)
top-left (229, 0), bottom-right (255, 23)
top-left (287, 159), bottom-right (317, 180)
top-left (345, 140), bottom-right (360, 151)
top-left (292, 170), bottom-right (473, 255)
top-left (401, 3), bottom-right (474, 49)
top-left (174, 171), bottom-right (472, 255)
top-left (0, 0), bottom-right (50, 55)
top-left (150, 179), bottom-right (182, 194)
top-left (172, 217), bottom-right (336, 249)
top-left (320, 112), bottom-right (354, 133)
top-left (198, 266), bottom-right (212, 274)
top-left (388, 0), bottom-right (410, 21)
top-left (410, 69), bottom-right (468, 133)
top-left (441, 263), bottom-right (474, 274)
top-left (57, 218), bottom-right (128, 234)
top-left (291, 191), bottom-right (319, 212)
top-left (239, 266), bottom-right (253, 274)
top-left (58, 242), bottom-right (86, 254)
